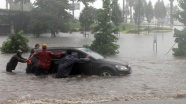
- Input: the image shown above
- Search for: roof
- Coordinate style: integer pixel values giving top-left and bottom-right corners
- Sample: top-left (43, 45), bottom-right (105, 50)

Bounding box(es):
top-left (47, 47), bottom-right (83, 50)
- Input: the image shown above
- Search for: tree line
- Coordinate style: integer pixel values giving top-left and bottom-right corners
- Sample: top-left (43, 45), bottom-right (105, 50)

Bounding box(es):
top-left (2, 0), bottom-right (178, 36)
top-left (1, 0), bottom-right (120, 55)
top-left (2, 0), bottom-right (186, 56)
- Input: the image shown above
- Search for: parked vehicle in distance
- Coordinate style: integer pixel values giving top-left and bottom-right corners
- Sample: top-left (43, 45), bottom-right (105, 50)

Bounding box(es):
top-left (26, 47), bottom-right (132, 76)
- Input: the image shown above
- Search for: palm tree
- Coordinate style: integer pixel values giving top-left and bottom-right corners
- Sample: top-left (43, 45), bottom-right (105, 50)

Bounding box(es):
top-left (123, 0), bottom-right (125, 23)
top-left (14, 0), bottom-right (30, 11)
top-left (5, 0), bottom-right (13, 9)
top-left (170, 0), bottom-right (174, 26)
top-left (6, 0), bottom-right (8, 9)
top-left (126, 0), bottom-right (135, 23)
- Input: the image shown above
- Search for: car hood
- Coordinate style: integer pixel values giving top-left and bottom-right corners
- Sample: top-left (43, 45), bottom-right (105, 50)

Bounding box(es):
top-left (98, 58), bottom-right (129, 66)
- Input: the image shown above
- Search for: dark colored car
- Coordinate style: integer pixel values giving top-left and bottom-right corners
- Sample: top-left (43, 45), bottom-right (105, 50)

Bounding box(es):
top-left (26, 47), bottom-right (132, 76)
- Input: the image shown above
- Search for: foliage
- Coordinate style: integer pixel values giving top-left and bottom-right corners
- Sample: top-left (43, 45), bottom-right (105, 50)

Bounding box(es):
top-left (172, 0), bottom-right (186, 56)
top-left (173, 28), bottom-right (186, 56)
top-left (87, 0), bottom-right (119, 56)
top-left (0, 10), bottom-right (30, 33)
top-left (0, 31), bottom-right (29, 53)
top-left (79, 6), bottom-right (96, 35)
top-left (145, 1), bottom-right (153, 23)
top-left (176, 0), bottom-right (186, 25)
top-left (145, 1), bottom-right (153, 33)
top-left (126, 0), bottom-right (136, 23)
top-left (111, 0), bottom-right (123, 27)
top-left (14, 0), bottom-right (31, 11)
top-left (133, 0), bottom-right (146, 34)
top-left (14, 0), bottom-right (30, 3)
top-left (124, 3), bottom-right (130, 23)
top-left (172, 5), bottom-right (180, 19)
top-left (154, 0), bottom-right (166, 19)
top-left (13, 12), bottom-right (30, 33)
top-left (29, 0), bottom-right (70, 37)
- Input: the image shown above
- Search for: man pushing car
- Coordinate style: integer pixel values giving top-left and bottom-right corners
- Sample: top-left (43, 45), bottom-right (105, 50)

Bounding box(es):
top-left (33, 44), bottom-right (65, 76)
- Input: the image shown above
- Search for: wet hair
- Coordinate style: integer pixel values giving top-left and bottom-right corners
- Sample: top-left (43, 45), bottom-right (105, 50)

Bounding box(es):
top-left (35, 44), bottom-right (40, 47)
top-left (17, 50), bottom-right (22, 54)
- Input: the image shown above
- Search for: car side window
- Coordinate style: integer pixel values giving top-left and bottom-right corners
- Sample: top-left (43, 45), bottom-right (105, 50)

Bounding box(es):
top-left (50, 49), bottom-right (66, 59)
top-left (78, 52), bottom-right (86, 58)
top-left (51, 49), bottom-right (65, 53)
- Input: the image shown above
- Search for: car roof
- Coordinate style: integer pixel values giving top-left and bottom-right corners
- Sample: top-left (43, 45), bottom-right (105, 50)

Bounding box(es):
top-left (47, 47), bottom-right (83, 50)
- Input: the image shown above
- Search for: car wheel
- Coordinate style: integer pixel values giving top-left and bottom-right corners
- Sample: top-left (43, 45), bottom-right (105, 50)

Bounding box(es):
top-left (100, 70), bottom-right (114, 76)
top-left (26, 65), bottom-right (32, 73)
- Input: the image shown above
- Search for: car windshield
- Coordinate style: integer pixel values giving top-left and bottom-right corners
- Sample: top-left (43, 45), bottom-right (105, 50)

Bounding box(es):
top-left (78, 48), bottom-right (104, 60)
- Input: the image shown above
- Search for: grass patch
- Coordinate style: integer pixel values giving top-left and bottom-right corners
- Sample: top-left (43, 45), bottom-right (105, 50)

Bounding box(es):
top-left (68, 22), bottom-right (172, 34)
top-left (121, 25), bottom-right (172, 34)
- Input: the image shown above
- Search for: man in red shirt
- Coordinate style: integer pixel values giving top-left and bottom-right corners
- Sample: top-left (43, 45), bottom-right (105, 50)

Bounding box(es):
top-left (33, 44), bottom-right (65, 76)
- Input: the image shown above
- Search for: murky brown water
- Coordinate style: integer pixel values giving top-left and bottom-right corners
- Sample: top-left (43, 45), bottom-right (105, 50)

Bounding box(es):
top-left (0, 27), bottom-right (186, 104)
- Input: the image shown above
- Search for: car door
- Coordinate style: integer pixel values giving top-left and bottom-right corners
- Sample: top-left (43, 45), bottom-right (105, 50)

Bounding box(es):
top-left (50, 49), bottom-right (66, 73)
top-left (72, 51), bottom-right (93, 75)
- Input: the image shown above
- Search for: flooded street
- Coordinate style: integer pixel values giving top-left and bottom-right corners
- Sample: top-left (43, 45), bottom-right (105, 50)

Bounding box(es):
top-left (0, 28), bottom-right (186, 104)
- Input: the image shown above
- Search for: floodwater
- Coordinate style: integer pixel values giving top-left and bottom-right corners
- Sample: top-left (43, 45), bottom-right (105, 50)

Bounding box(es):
top-left (0, 27), bottom-right (186, 104)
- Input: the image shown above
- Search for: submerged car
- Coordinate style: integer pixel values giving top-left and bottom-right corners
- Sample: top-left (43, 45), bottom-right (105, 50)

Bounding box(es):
top-left (26, 47), bottom-right (132, 76)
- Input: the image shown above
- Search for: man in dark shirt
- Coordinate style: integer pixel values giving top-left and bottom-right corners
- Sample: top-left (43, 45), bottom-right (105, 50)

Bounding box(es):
top-left (6, 50), bottom-right (27, 72)
top-left (55, 51), bottom-right (90, 78)
top-left (29, 44), bottom-right (40, 58)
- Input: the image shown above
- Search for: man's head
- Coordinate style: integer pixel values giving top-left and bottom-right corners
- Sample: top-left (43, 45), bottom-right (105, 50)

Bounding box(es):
top-left (35, 44), bottom-right (40, 49)
top-left (17, 50), bottom-right (23, 56)
top-left (42, 44), bottom-right (47, 50)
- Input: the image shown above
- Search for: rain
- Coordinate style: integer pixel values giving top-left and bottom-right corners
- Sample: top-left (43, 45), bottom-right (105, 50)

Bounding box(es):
top-left (0, 0), bottom-right (186, 104)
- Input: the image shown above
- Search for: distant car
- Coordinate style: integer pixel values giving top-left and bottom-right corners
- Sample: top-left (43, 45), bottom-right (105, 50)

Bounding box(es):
top-left (26, 47), bottom-right (132, 76)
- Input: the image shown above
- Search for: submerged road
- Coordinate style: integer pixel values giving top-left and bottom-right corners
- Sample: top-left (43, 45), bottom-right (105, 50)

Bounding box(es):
top-left (99, 99), bottom-right (186, 104)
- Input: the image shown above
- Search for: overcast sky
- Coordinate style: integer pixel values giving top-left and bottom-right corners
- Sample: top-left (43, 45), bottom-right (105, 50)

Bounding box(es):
top-left (0, 0), bottom-right (178, 18)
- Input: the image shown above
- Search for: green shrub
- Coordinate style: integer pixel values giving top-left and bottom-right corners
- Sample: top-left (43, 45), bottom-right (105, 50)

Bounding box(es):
top-left (0, 31), bottom-right (30, 53)
top-left (172, 48), bottom-right (186, 56)
top-left (173, 28), bottom-right (186, 56)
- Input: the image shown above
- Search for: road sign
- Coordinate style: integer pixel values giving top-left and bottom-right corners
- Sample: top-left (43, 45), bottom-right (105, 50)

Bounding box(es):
top-left (69, 3), bottom-right (80, 10)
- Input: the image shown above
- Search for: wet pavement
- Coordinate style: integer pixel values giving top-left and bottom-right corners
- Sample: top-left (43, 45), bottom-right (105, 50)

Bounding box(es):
top-left (0, 27), bottom-right (186, 104)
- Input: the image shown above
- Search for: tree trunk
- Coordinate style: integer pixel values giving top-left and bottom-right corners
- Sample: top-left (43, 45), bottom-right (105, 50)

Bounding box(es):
top-left (170, 0), bottom-right (174, 27)
top-left (20, 0), bottom-right (24, 11)
top-left (6, 0), bottom-right (8, 9)
top-left (130, 6), bottom-right (133, 23)
top-left (123, 0), bottom-right (125, 23)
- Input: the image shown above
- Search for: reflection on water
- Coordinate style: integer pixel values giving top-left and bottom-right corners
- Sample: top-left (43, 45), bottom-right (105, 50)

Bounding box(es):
top-left (0, 28), bottom-right (186, 103)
